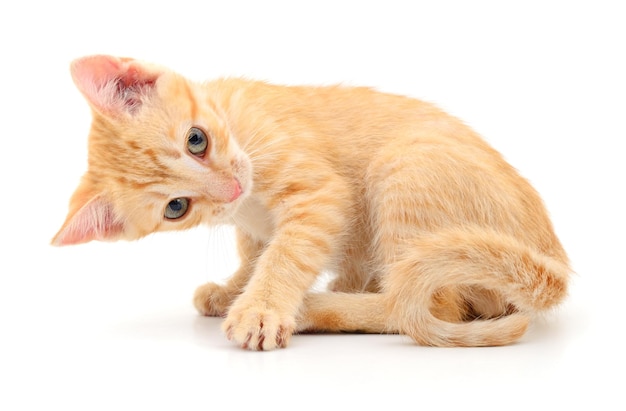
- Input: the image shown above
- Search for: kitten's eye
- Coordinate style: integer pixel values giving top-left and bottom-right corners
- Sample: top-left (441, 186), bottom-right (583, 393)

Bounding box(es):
top-left (187, 127), bottom-right (208, 156)
top-left (164, 198), bottom-right (189, 219)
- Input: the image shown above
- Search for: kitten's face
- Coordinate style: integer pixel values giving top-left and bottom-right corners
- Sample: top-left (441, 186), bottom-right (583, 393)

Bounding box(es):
top-left (52, 55), bottom-right (252, 245)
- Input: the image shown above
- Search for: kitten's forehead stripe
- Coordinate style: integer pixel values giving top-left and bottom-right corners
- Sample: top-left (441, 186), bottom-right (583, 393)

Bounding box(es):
top-left (163, 148), bottom-right (181, 159)
top-left (115, 176), bottom-right (156, 189)
top-left (92, 139), bottom-right (171, 185)
top-left (167, 125), bottom-right (178, 142)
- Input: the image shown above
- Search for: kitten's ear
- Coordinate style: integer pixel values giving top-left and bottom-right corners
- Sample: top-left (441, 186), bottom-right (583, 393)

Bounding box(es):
top-left (70, 55), bottom-right (161, 116)
top-left (51, 188), bottom-right (124, 246)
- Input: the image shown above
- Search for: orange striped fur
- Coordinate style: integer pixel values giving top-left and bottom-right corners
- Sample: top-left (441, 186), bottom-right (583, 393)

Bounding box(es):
top-left (53, 55), bottom-right (570, 350)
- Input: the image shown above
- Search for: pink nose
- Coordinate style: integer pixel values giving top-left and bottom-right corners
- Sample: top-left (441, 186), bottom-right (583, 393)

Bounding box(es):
top-left (229, 179), bottom-right (242, 202)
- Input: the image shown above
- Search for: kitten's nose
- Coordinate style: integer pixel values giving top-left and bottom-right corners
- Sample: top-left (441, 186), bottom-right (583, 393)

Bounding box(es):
top-left (229, 179), bottom-right (242, 202)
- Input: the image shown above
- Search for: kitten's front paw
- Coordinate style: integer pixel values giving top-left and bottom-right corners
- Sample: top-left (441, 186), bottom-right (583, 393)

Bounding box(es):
top-left (222, 304), bottom-right (295, 351)
top-left (193, 282), bottom-right (237, 317)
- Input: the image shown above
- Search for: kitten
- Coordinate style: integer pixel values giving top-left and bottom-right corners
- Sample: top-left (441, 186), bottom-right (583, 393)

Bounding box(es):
top-left (52, 55), bottom-right (570, 350)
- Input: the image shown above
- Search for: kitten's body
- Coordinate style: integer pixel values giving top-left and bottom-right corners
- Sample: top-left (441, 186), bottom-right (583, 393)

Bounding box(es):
top-left (53, 56), bottom-right (570, 350)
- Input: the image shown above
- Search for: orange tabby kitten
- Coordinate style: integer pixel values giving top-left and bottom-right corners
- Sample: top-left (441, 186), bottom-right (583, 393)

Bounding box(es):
top-left (53, 55), bottom-right (570, 350)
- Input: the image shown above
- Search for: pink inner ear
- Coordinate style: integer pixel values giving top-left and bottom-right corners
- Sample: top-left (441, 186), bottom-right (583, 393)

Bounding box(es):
top-left (70, 55), bottom-right (159, 115)
top-left (52, 196), bottom-right (125, 246)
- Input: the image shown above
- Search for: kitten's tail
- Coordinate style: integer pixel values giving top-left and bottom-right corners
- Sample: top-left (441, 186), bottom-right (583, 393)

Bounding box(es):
top-left (387, 227), bottom-right (570, 347)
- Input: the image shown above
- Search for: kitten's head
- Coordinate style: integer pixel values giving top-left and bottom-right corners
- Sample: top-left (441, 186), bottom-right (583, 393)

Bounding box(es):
top-left (52, 55), bottom-right (251, 246)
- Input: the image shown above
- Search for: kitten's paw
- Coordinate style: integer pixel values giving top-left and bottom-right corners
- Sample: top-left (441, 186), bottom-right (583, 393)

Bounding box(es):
top-left (193, 282), bottom-right (237, 317)
top-left (222, 305), bottom-right (295, 351)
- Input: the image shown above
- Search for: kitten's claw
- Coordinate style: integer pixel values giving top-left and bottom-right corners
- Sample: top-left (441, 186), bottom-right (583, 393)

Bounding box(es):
top-left (222, 306), bottom-right (295, 351)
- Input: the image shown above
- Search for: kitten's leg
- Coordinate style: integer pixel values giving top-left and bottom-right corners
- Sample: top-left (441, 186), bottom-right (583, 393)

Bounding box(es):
top-left (193, 229), bottom-right (264, 317)
top-left (430, 287), bottom-right (470, 323)
top-left (222, 178), bottom-right (350, 350)
top-left (328, 245), bottom-right (376, 292)
top-left (296, 292), bottom-right (391, 334)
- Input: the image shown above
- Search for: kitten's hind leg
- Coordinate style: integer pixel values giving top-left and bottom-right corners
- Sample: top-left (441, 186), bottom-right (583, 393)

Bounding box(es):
top-left (384, 228), bottom-right (569, 346)
top-left (296, 292), bottom-right (392, 334)
top-left (463, 287), bottom-right (516, 320)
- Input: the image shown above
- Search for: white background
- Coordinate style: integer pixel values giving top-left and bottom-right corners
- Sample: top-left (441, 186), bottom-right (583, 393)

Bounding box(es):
top-left (1, 1), bottom-right (624, 410)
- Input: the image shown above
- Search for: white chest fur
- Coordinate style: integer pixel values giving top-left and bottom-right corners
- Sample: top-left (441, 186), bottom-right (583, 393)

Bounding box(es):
top-left (231, 196), bottom-right (275, 242)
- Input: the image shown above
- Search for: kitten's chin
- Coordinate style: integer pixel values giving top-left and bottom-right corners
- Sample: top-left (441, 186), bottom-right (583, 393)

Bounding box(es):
top-left (219, 189), bottom-right (251, 226)
top-left (224, 189), bottom-right (248, 216)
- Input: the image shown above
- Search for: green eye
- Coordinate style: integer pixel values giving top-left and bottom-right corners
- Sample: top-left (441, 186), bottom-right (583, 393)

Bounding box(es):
top-left (165, 198), bottom-right (189, 219)
top-left (187, 127), bottom-right (208, 156)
